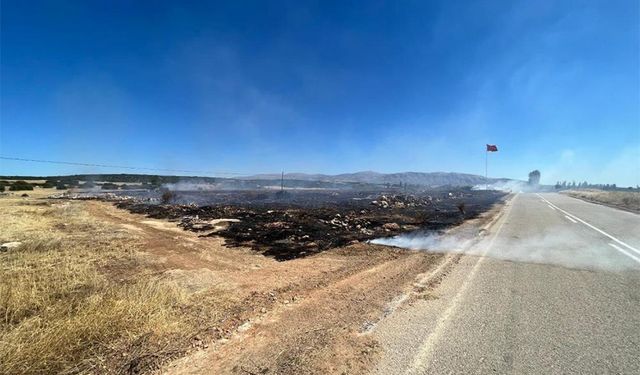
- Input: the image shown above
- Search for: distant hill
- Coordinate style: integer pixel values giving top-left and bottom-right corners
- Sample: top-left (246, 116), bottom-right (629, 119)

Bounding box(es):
top-left (241, 171), bottom-right (509, 187)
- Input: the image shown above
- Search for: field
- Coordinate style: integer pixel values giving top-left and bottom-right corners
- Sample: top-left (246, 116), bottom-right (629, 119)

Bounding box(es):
top-left (563, 189), bottom-right (640, 213)
top-left (1, 188), bottom-right (504, 374)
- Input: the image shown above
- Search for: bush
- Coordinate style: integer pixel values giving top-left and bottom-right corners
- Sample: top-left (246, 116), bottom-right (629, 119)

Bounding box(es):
top-left (101, 183), bottom-right (119, 190)
top-left (160, 189), bottom-right (176, 204)
top-left (9, 181), bottom-right (34, 191)
top-left (81, 181), bottom-right (95, 189)
top-left (56, 183), bottom-right (67, 190)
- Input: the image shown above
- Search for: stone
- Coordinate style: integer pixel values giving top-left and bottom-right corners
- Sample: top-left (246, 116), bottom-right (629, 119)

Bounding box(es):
top-left (382, 223), bottom-right (400, 231)
top-left (0, 242), bottom-right (21, 252)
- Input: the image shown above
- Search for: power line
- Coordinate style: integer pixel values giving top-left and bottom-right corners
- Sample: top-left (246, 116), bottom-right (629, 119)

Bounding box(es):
top-left (0, 156), bottom-right (247, 176)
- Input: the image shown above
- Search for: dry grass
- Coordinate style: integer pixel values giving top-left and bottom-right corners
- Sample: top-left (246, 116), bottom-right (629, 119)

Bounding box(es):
top-left (0, 196), bottom-right (227, 374)
top-left (564, 189), bottom-right (640, 212)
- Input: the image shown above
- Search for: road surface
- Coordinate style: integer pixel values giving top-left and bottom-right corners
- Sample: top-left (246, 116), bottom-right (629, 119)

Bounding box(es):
top-left (374, 192), bottom-right (640, 374)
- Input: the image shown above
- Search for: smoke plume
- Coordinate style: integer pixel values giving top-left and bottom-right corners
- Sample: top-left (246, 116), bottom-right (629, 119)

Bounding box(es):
top-left (372, 228), bottom-right (638, 272)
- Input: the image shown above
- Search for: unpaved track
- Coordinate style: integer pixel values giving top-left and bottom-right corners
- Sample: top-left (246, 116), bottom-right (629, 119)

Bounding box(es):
top-left (158, 200), bottom-right (504, 374)
top-left (82, 201), bottom-right (458, 374)
top-left (374, 193), bottom-right (640, 374)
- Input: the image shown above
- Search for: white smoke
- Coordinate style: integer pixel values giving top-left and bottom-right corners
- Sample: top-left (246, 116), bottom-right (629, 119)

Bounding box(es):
top-left (472, 180), bottom-right (531, 192)
top-left (372, 228), bottom-right (639, 272)
top-left (371, 231), bottom-right (470, 253)
top-left (162, 181), bottom-right (221, 191)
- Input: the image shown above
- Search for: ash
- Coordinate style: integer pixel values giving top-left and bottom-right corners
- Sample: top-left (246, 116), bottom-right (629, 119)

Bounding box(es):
top-left (108, 188), bottom-right (505, 261)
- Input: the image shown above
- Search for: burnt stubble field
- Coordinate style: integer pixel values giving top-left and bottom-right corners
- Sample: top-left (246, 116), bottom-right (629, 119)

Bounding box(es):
top-left (116, 188), bottom-right (506, 260)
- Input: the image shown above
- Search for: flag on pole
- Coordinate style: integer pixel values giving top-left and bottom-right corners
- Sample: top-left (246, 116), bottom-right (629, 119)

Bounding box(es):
top-left (486, 144), bottom-right (498, 152)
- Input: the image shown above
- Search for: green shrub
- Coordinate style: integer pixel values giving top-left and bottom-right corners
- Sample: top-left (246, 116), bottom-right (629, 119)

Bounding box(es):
top-left (9, 181), bottom-right (34, 191)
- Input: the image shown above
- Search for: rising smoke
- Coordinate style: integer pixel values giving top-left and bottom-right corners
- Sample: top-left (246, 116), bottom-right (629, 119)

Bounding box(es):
top-left (371, 226), bottom-right (638, 272)
top-left (471, 179), bottom-right (534, 193)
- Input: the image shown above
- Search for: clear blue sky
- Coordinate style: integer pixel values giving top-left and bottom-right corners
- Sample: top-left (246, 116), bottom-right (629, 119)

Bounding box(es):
top-left (1, 1), bottom-right (639, 186)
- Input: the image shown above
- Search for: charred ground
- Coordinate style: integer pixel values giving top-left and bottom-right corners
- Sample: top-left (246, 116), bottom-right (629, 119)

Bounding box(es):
top-left (115, 188), bottom-right (505, 260)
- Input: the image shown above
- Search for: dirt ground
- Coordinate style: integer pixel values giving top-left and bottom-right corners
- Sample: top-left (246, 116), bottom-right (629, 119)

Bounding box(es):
top-left (1, 189), bottom-right (504, 374)
top-left (89, 200), bottom-right (447, 374)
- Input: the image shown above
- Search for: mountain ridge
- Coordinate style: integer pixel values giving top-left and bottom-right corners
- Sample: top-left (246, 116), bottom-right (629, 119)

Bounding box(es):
top-left (241, 171), bottom-right (511, 186)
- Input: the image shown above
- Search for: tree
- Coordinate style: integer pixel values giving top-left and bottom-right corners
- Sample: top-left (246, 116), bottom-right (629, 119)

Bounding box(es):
top-left (9, 181), bottom-right (34, 191)
top-left (528, 170), bottom-right (541, 185)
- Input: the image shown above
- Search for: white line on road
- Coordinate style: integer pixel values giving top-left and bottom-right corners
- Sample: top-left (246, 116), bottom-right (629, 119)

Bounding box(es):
top-left (537, 194), bottom-right (640, 259)
top-left (609, 243), bottom-right (640, 264)
top-left (564, 215), bottom-right (578, 223)
top-left (547, 204), bottom-right (557, 211)
top-left (405, 194), bottom-right (519, 374)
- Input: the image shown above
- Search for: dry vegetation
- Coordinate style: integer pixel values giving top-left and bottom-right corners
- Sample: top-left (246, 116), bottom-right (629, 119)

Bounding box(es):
top-left (0, 190), bottom-right (487, 374)
top-left (563, 189), bottom-right (640, 213)
top-left (0, 192), bottom-right (231, 374)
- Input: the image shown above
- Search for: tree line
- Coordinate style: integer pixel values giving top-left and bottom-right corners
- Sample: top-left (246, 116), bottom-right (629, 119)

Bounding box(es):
top-left (554, 181), bottom-right (638, 191)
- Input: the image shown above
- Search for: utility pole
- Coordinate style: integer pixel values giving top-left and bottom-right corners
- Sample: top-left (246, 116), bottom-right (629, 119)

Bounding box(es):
top-left (281, 171), bottom-right (284, 192)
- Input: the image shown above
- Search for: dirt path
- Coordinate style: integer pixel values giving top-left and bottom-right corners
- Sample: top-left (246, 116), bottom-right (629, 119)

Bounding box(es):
top-left (79, 200), bottom-right (505, 374)
top-left (163, 246), bottom-right (442, 375)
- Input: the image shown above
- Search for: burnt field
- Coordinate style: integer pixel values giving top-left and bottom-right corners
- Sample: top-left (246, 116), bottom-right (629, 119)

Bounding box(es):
top-left (114, 188), bottom-right (506, 260)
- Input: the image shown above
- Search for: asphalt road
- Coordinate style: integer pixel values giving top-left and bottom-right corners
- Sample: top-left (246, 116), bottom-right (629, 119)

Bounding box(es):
top-left (374, 193), bottom-right (640, 374)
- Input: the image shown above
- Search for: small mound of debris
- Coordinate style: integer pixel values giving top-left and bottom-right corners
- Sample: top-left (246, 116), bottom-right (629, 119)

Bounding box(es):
top-left (371, 194), bottom-right (432, 208)
top-left (177, 216), bottom-right (215, 232)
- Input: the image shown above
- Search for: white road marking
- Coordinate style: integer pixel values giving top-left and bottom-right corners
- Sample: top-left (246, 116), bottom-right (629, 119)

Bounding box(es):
top-left (609, 243), bottom-right (640, 265)
top-left (564, 215), bottom-right (578, 223)
top-left (405, 194), bottom-right (518, 374)
top-left (537, 194), bottom-right (640, 259)
top-left (547, 204), bottom-right (557, 211)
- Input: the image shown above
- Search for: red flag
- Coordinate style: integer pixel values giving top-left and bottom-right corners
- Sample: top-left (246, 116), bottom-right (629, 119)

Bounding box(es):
top-left (486, 144), bottom-right (498, 152)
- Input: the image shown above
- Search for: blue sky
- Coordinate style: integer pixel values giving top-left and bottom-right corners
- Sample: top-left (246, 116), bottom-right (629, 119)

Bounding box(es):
top-left (1, 1), bottom-right (639, 186)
